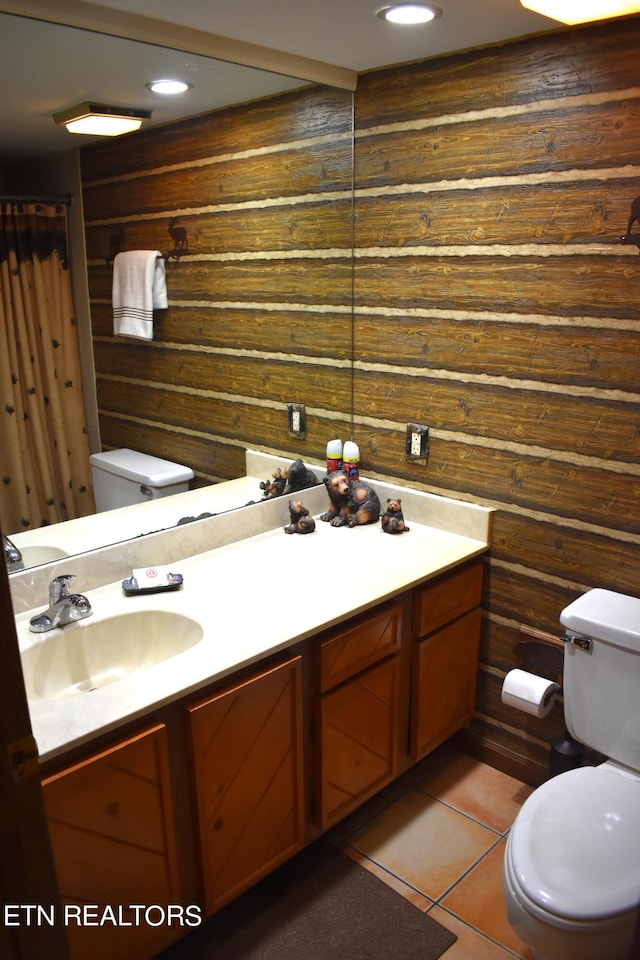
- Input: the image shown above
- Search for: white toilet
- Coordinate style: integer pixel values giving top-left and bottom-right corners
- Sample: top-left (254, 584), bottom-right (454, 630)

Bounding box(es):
top-left (90, 448), bottom-right (194, 512)
top-left (503, 588), bottom-right (640, 960)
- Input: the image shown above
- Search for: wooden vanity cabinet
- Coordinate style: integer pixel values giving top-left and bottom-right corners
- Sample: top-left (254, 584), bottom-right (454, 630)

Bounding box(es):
top-left (36, 555), bottom-right (485, 947)
top-left (187, 655), bottom-right (305, 914)
top-left (42, 723), bottom-right (181, 960)
top-left (313, 601), bottom-right (403, 830)
top-left (411, 561), bottom-right (483, 761)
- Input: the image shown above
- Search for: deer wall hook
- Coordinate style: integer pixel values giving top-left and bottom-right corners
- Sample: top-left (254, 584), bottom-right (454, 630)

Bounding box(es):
top-left (166, 217), bottom-right (190, 261)
top-left (620, 196), bottom-right (640, 252)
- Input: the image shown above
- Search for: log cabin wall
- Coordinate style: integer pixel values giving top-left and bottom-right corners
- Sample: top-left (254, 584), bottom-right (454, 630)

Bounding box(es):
top-left (80, 84), bottom-right (355, 484)
top-left (352, 15), bottom-right (640, 783)
top-left (80, 15), bottom-right (640, 785)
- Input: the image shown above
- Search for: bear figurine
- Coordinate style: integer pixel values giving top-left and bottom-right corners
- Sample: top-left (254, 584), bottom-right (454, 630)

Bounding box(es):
top-left (284, 500), bottom-right (316, 534)
top-left (260, 459), bottom-right (318, 500)
top-left (320, 470), bottom-right (381, 528)
top-left (259, 468), bottom-right (287, 499)
top-left (381, 498), bottom-right (410, 534)
top-left (284, 459), bottom-right (318, 493)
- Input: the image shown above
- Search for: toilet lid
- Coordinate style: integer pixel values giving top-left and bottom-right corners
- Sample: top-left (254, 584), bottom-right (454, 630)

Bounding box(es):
top-left (510, 765), bottom-right (640, 920)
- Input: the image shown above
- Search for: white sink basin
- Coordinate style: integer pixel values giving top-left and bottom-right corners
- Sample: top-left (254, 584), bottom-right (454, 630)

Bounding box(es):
top-left (21, 610), bottom-right (204, 700)
top-left (19, 545), bottom-right (69, 568)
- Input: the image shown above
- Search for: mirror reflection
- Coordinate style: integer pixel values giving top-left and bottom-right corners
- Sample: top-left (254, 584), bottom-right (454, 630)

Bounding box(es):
top-left (5, 450), bottom-right (322, 573)
top-left (0, 13), bottom-right (313, 156)
top-left (1, 14), bottom-right (354, 572)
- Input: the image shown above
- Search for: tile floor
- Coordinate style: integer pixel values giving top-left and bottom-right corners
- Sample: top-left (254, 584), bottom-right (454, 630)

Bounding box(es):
top-left (329, 743), bottom-right (536, 960)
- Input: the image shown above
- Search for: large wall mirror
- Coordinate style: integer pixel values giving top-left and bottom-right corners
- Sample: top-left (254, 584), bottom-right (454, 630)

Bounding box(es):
top-left (1, 7), bottom-right (356, 572)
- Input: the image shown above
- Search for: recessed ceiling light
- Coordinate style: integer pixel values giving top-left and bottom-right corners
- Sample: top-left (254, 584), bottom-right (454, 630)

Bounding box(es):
top-left (521, 0), bottom-right (640, 24)
top-left (377, 3), bottom-right (442, 24)
top-left (147, 79), bottom-right (193, 95)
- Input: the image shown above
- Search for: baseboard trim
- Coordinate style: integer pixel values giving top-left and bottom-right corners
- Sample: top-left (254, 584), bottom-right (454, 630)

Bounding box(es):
top-left (452, 729), bottom-right (547, 787)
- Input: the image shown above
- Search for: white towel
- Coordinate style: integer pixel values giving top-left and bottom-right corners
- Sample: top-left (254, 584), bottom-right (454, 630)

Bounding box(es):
top-left (112, 250), bottom-right (168, 340)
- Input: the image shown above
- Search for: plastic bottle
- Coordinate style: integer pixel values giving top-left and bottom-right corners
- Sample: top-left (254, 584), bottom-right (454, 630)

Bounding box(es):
top-left (326, 438), bottom-right (343, 474)
top-left (342, 440), bottom-right (360, 481)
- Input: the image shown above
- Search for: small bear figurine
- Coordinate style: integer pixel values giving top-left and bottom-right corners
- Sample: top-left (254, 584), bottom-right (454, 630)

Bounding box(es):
top-left (260, 460), bottom-right (318, 500)
top-left (381, 498), bottom-right (410, 534)
top-left (284, 500), bottom-right (316, 534)
top-left (321, 470), bottom-right (381, 528)
top-left (260, 468), bottom-right (287, 499)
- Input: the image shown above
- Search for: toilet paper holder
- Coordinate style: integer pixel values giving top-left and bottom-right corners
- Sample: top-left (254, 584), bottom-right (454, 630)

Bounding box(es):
top-left (514, 626), bottom-right (564, 686)
top-left (511, 626), bottom-right (585, 777)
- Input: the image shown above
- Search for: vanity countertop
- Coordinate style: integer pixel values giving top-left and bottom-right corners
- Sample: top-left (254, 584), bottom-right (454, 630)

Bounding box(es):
top-left (14, 473), bottom-right (491, 765)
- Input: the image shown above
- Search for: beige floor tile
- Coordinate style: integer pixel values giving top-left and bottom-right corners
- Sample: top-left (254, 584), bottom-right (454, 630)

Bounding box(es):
top-left (431, 906), bottom-right (528, 960)
top-left (441, 839), bottom-right (534, 958)
top-left (345, 787), bottom-right (498, 900)
top-left (342, 845), bottom-right (433, 910)
top-left (416, 750), bottom-right (533, 834)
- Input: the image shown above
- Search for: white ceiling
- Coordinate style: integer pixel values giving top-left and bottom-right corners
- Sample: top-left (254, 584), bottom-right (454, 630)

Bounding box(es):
top-left (1, 0), bottom-right (564, 158)
top-left (100, 0), bottom-right (555, 72)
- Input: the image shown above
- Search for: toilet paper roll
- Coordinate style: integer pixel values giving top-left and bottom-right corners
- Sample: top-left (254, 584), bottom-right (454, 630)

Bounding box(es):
top-left (501, 668), bottom-right (560, 719)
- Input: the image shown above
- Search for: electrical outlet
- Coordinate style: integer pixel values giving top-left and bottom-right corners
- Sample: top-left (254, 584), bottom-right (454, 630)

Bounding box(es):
top-left (287, 402), bottom-right (306, 438)
top-left (405, 423), bottom-right (429, 462)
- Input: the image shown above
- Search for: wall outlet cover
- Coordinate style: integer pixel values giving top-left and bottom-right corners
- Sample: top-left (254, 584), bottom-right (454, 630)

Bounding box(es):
top-left (287, 402), bottom-right (306, 438)
top-left (405, 423), bottom-right (429, 462)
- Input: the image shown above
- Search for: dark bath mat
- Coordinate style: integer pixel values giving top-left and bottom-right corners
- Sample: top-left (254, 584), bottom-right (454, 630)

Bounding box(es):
top-left (156, 839), bottom-right (456, 960)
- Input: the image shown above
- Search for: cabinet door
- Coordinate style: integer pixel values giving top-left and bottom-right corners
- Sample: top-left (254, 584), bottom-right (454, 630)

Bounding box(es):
top-left (411, 607), bottom-right (482, 761)
top-left (42, 723), bottom-right (181, 960)
top-left (316, 655), bottom-right (401, 830)
top-left (188, 655), bottom-right (304, 914)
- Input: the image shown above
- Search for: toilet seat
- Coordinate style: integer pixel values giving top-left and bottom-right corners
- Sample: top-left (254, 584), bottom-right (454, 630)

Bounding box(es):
top-left (509, 765), bottom-right (640, 922)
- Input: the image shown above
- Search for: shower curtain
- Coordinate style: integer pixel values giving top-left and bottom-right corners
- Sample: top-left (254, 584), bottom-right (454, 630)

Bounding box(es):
top-left (0, 200), bottom-right (94, 535)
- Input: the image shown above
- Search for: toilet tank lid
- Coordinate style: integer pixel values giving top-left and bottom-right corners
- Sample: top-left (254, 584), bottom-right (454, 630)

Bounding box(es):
top-left (560, 588), bottom-right (640, 652)
top-left (89, 448), bottom-right (194, 486)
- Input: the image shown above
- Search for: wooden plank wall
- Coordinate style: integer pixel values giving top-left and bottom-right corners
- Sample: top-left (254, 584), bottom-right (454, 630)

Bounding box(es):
top-left (81, 15), bottom-right (640, 784)
top-left (353, 16), bottom-right (640, 782)
top-left (80, 85), bottom-right (354, 486)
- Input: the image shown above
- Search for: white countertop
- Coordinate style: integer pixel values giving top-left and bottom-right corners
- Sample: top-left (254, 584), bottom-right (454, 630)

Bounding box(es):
top-left (13, 468), bottom-right (491, 765)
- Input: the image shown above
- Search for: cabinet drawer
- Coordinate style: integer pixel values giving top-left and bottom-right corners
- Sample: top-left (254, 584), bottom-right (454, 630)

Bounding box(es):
top-left (413, 561), bottom-right (483, 638)
top-left (316, 601), bottom-right (402, 692)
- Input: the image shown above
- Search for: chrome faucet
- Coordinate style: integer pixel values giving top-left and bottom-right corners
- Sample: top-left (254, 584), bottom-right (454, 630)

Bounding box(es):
top-left (3, 535), bottom-right (24, 573)
top-left (29, 575), bottom-right (92, 633)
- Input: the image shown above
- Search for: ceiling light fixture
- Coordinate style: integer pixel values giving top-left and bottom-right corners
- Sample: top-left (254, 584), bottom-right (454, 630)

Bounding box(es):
top-left (147, 79), bottom-right (193, 95)
top-left (520, 0), bottom-right (640, 24)
top-left (377, 3), bottom-right (442, 24)
top-left (53, 102), bottom-right (152, 137)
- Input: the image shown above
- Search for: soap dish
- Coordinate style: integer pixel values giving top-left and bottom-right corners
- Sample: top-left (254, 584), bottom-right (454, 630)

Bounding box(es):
top-left (122, 570), bottom-right (184, 596)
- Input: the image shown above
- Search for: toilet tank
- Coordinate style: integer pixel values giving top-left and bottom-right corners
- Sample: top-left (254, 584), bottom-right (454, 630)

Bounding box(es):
top-left (90, 448), bottom-right (194, 512)
top-left (560, 588), bottom-right (640, 770)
